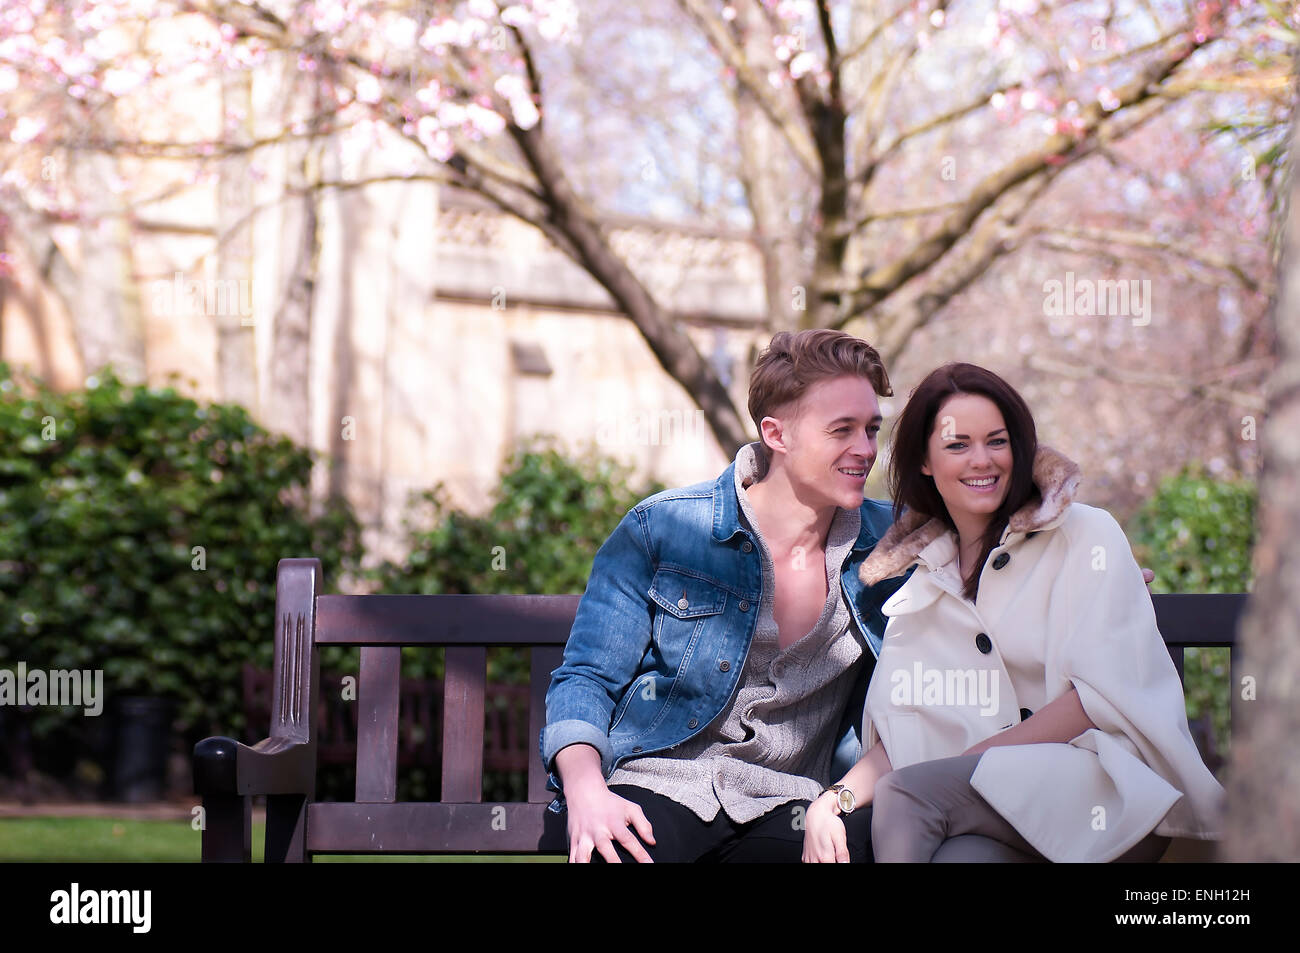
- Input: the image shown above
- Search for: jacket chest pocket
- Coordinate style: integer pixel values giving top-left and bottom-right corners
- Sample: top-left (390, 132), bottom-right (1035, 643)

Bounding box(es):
top-left (646, 567), bottom-right (730, 674)
top-left (649, 568), bottom-right (729, 619)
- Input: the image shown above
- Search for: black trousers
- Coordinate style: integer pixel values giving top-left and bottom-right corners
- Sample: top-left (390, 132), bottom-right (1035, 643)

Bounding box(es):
top-left (585, 784), bottom-right (875, 863)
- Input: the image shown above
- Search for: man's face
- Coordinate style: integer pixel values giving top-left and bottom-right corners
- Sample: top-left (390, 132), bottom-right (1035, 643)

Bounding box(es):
top-left (764, 375), bottom-right (882, 510)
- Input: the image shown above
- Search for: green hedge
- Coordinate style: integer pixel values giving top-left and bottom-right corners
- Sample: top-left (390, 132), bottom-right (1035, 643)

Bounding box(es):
top-left (0, 365), bottom-right (361, 770)
top-left (1129, 464), bottom-right (1256, 773)
top-left (370, 435), bottom-right (665, 685)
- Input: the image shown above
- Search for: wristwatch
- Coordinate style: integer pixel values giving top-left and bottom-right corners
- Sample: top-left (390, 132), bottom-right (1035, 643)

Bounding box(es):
top-left (826, 783), bottom-right (856, 815)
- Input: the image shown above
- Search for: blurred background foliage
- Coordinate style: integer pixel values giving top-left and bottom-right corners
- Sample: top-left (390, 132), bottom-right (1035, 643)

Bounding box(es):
top-left (1129, 465), bottom-right (1256, 776)
top-left (0, 363), bottom-right (361, 784)
top-left (370, 434), bottom-right (665, 684)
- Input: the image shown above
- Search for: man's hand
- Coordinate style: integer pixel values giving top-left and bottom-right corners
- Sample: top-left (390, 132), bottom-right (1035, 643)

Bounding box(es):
top-left (802, 793), bottom-right (850, 863)
top-left (565, 784), bottom-right (657, 863)
top-left (555, 743), bottom-right (656, 863)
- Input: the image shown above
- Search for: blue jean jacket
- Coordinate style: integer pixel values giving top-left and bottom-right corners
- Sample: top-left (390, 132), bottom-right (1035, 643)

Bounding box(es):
top-left (540, 453), bottom-right (912, 807)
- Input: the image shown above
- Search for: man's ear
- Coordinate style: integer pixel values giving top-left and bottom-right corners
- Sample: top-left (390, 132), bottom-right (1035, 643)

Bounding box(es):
top-left (760, 415), bottom-right (788, 455)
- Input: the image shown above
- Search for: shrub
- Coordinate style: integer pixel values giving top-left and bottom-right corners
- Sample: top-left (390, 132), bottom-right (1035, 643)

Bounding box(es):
top-left (1129, 465), bottom-right (1255, 773)
top-left (0, 364), bottom-right (361, 780)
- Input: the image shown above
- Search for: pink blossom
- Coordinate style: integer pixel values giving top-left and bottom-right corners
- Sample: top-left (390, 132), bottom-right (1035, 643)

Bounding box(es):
top-left (416, 116), bottom-right (454, 161)
top-left (535, 0), bottom-right (579, 42)
top-left (355, 73), bottom-right (382, 104)
top-left (103, 67), bottom-right (145, 97)
top-left (420, 19), bottom-right (459, 50)
top-left (10, 116), bottom-right (45, 144)
top-left (501, 5), bottom-right (534, 28)
top-left (509, 94), bottom-right (539, 130)
top-left (385, 15), bottom-right (418, 47)
top-left (417, 81), bottom-right (444, 109)
top-left (466, 102), bottom-right (507, 137)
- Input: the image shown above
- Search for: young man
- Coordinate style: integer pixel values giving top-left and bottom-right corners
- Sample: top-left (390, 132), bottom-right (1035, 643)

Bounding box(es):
top-left (539, 329), bottom-right (908, 862)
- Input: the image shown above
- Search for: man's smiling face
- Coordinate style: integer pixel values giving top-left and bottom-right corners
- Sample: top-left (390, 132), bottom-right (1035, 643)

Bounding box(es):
top-left (765, 375), bottom-right (882, 510)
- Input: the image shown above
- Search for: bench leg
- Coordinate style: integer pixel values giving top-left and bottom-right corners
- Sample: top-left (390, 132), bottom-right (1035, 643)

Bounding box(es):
top-left (201, 793), bottom-right (252, 862)
top-left (265, 793), bottom-right (309, 863)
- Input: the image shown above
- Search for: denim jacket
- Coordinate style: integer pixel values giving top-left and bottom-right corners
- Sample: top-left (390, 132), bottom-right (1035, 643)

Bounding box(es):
top-left (540, 448), bottom-right (912, 807)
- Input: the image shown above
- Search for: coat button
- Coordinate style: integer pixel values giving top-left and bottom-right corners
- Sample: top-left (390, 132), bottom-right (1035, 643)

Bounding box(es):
top-left (992, 552), bottom-right (1010, 569)
top-left (677, 597), bottom-right (689, 610)
top-left (739, 600), bottom-right (750, 612)
top-left (975, 632), bottom-right (992, 654)
top-left (742, 541), bottom-right (754, 553)
top-left (719, 660), bottom-right (731, 672)
top-left (687, 718), bottom-right (699, 729)
top-left (1020, 708), bottom-right (1033, 721)
top-left (631, 746), bottom-right (643, 753)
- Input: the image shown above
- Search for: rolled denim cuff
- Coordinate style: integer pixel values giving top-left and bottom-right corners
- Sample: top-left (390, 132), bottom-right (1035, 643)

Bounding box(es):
top-left (542, 719), bottom-right (615, 781)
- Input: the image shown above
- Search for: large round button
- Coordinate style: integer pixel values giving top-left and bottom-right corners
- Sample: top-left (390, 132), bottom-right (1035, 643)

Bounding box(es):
top-left (742, 541), bottom-right (754, 553)
top-left (687, 718), bottom-right (699, 729)
top-left (992, 552), bottom-right (1010, 570)
top-left (1020, 708), bottom-right (1033, 721)
top-left (677, 597), bottom-right (690, 610)
top-left (739, 600), bottom-right (750, 612)
top-left (719, 660), bottom-right (731, 672)
top-left (975, 632), bottom-right (992, 654)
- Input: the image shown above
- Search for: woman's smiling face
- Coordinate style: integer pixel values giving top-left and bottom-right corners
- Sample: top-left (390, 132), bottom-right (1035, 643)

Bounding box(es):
top-left (922, 392), bottom-right (1014, 533)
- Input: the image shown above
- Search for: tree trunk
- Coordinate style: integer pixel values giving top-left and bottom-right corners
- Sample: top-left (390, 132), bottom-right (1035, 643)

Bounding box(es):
top-left (215, 67), bottom-right (259, 410)
top-left (1223, 65), bottom-right (1300, 861)
top-left (73, 150), bottom-right (146, 382)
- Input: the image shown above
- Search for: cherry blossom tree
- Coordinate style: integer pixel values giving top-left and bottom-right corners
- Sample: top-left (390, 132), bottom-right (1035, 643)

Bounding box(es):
top-left (0, 0), bottom-right (1292, 455)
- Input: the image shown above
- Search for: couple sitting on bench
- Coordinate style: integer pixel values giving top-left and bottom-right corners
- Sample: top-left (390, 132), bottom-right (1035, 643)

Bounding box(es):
top-left (540, 329), bottom-right (1224, 863)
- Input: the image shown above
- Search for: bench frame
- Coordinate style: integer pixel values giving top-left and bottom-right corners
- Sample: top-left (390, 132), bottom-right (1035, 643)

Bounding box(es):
top-left (192, 558), bottom-right (1244, 862)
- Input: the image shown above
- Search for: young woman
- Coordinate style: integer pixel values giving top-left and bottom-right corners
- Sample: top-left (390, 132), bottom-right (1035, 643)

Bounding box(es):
top-left (802, 363), bottom-right (1224, 862)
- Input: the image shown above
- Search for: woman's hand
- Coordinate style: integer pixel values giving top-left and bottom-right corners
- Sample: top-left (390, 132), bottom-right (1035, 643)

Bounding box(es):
top-left (802, 792), bottom-right (850, 863)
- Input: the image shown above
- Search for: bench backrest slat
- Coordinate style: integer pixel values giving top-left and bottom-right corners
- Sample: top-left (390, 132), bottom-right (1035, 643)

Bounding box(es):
top-left (313, 594), bottom-right (580, 645)
top-left (356, 645), bottom-right (401, 803)
top-left (441, 646), bottom-right (487, 802)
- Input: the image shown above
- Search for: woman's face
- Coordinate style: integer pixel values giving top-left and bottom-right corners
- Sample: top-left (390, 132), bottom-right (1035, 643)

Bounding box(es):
top-left (922, 393), bottom-right (1014, 533)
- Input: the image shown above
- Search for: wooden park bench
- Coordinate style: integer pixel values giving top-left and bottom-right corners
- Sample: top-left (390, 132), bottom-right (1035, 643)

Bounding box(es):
top-left (192, 558), bottom-right (1246, 862)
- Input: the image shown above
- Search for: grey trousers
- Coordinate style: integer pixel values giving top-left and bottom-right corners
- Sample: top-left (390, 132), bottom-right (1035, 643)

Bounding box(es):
top-left (870, 753), bottom-right (1172, 863)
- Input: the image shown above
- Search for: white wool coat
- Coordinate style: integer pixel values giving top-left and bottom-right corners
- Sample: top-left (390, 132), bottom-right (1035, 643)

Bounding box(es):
top-left (857, 447), bottom-right (1225, 862)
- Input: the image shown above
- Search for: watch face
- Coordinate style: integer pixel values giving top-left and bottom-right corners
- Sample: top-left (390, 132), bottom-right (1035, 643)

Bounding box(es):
top-left (837, 788), bottom-right (855, 813)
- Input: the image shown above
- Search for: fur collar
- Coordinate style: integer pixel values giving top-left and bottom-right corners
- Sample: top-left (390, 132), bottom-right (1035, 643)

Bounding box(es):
top-left (858, 445), bottom-right (1081, 586)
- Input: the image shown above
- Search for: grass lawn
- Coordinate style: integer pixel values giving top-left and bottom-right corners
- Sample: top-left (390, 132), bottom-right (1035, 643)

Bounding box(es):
top-left (0, 818), bottom-right (563, 862)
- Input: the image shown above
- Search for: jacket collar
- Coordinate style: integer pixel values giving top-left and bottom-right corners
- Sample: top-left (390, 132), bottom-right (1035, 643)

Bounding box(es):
top-left (857, 445), bottom-right (1081, 586)
top-left (711, 443), bottom-right (762, 542)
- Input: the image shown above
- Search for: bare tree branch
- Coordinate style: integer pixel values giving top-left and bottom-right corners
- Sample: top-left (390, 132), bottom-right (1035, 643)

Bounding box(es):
top-left (674, 0), bottom-right (821, 175)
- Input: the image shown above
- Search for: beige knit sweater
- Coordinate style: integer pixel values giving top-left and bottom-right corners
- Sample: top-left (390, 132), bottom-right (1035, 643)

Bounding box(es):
top-left (605, 442), bottom-right (869, 823)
